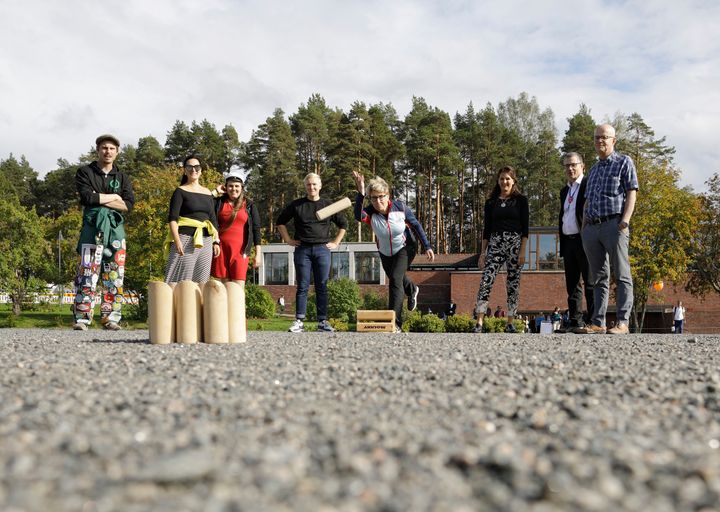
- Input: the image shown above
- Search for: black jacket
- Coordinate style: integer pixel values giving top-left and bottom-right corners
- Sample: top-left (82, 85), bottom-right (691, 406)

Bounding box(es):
top-left (214, 197), bottom-right (262, 256)
top-left (76, 162), bottom-right (135, 213)
top-left (558, 177), bottom-right (587, 258)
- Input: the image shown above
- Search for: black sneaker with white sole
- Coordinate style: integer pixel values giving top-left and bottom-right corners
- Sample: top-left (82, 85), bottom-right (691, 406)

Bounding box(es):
top-left (408, 285), bottom-right (419, 312)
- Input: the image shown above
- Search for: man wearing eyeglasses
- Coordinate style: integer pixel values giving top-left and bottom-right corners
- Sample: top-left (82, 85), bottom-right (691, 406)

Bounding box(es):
top-left (558, 152), bottom-right (593, 333)
top-left (577, 124), bottom-right (638, 334)
top-left (72, 134), bottom-right (135, 331)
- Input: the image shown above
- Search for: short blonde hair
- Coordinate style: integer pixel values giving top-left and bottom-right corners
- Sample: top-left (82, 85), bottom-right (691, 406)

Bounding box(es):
top-left (304, 172), bottom-right (321, 186)
top-left (366, 176), bottom-right (389, 196)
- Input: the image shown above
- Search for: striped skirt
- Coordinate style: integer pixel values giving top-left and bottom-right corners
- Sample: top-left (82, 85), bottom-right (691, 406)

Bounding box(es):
top-left (164, 234), bottom-right (213, 284)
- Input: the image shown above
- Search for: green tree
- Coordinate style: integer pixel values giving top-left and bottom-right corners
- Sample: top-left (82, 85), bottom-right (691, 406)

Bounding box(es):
top-left (687, 173), bottom-right (720, 295)
top-left (164, 120), bottom-right (195, 165)
top-left (31, 159), bottom-right (78, 218)
top-left (561, 103), bottom-right (597, 168)
top-left (291, 94), bottom-right (337, 178)
top-left (136, 135), bottom-right (165, 168)
top-left (617, 113), bottom-right (696, 331)
top-left (244, 108), bottom-right (299, 241)
top-left (0, 199), bottom-right (52, 315)
top-left (0, 154), bottom-right (38, 208)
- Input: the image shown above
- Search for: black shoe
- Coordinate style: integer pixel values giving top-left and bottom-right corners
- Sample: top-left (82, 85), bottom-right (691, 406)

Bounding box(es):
top-left (505, 323), bottom-right (517, 333)
top-left (472, 324), bottom-right (483, 333)
top-left (408, 285), bottom-right (419, 312)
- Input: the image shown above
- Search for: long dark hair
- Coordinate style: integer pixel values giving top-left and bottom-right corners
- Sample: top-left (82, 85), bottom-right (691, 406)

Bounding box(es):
top-left (180, 155), bottom-right (201, 185)
top-left (489, 165), bottom-right (522, 199)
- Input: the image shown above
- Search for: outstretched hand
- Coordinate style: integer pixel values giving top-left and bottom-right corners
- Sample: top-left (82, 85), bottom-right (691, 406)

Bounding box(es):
top-left (426, 249), bottom-right (435, 262)
top-left (352, 170), bottom-right (365, 194)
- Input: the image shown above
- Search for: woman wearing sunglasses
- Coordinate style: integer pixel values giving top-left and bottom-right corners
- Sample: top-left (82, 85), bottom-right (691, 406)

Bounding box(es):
top-left (164, 155), bottom-right (220, 284)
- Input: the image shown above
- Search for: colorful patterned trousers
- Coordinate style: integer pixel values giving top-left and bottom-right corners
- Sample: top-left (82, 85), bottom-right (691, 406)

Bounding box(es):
top-left (73, 233), bottom-right (127, 326)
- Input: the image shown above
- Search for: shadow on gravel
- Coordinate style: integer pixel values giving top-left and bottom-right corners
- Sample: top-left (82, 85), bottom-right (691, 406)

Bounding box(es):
top-left (85, 338), bottom-right (150, 345)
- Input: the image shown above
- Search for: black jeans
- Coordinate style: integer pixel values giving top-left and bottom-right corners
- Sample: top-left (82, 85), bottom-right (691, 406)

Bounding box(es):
top-left (563, 237), bottom-right (593, 327)
top-left (379, 246), bottom-right (416, 328)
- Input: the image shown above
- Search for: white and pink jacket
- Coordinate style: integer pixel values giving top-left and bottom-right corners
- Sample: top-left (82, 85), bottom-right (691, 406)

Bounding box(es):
top-left (354, 193), bottom-right (431, 257)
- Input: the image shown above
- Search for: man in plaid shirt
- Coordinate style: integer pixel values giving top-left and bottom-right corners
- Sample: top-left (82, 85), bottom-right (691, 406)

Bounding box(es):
top-left (578, 124), bottom-right (639, 334)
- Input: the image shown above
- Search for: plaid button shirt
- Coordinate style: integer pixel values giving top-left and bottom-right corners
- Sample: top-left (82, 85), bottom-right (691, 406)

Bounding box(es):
top-left (584, 152), bottom-right (639, 220)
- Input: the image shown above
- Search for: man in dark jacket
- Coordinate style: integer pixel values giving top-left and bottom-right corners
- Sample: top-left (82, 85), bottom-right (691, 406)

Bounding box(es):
top-left (72, 134), bottom-right (135, 331)
top-left (558, 152), bottom-right (593, 332)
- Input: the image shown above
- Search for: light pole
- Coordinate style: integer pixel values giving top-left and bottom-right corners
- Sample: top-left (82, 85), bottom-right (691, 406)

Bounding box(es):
top-left (57, 230), bottom-right (63, 303)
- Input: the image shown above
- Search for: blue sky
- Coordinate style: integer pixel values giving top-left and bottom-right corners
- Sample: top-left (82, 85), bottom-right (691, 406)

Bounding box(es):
top-left (1, 0), bottom-right (718, 190)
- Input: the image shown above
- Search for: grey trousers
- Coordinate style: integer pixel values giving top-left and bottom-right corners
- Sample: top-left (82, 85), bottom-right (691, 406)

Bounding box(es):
top-left (581, 220), bottom-right (633, 326)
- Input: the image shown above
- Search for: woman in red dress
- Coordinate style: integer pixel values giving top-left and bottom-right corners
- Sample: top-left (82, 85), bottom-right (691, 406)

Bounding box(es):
top-left (211, 172), bottom-right (262, 286)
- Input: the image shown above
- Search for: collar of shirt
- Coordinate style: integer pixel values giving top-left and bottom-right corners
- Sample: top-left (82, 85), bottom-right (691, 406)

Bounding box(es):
top-left (598, 151), bottom-right (620, 164)
top-left (567, 173), bottom-right (584, 188)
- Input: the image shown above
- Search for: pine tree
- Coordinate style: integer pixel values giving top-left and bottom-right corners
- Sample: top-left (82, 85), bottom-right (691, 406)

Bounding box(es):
top-left (562, 103), bottom-right (596, 167)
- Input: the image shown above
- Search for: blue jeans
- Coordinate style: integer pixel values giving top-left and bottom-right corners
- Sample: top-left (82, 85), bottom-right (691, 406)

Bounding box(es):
top-left (294, 244), bottom-right (331, 321)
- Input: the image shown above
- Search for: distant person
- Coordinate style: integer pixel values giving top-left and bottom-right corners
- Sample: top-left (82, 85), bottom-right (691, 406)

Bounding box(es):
top-left (164, 156), bottom-right (220, 284)
top-left (446, 299), bottom-right (457, 318)
top-left (210, 171), bottom-right (262, 288)
top-left (72, 134), bottom-right (135, 331)
top-left (535, 313), bottom-right (544, 333)
top-left (473, 166), bottom-right (529, 334)
top-left (353, 171), bottom-right (435, 332)
top-left (278, 294), bottom-right (286, 313)
top-left (494, 306), bottom-right (501, 318)
top-left (551, 307), bottom-right (562, 332)
top-left (673, 301), bottom-right (686, 334)
top-left (577, 124), bottom-right (638, 334)
top-left (278, 173), bottom-right (348, 333)
top-left (558, 152), bottom-right (594, 333)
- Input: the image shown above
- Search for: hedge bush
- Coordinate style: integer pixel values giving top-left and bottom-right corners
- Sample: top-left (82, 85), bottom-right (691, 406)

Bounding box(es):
top-left (445, 314), bottom-right (475, 333)
top-left (327, 278), bottom-right (362, 322)
top-left (361, 290), bottom-right (386, 310)
top-left (404, 311), bottom-right (446, 333)
top-left (246, 284), bottom-right (276, 319)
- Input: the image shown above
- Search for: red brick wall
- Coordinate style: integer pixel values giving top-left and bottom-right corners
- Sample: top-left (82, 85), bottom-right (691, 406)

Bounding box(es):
top-left (263, 273), bottom-right (720, 333)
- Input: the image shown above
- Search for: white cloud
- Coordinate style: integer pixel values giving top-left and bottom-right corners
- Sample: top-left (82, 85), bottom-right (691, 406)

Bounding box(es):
top-left (0, 0), bottom-right (718, 190)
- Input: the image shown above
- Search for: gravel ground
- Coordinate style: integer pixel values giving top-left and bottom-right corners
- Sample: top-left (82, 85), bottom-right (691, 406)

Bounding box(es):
top-left (1, 329), bottom-right (719, 512)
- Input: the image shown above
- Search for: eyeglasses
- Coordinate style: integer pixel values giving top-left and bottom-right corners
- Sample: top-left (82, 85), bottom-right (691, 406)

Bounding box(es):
top-left (594, 135), bottom-right (614, 141)
top-left (369, 194), bottom-right (388, 201)
top-left (563, 162), bottom-right (582, 168)
top-left (184, 165), bottom-right (202, 172)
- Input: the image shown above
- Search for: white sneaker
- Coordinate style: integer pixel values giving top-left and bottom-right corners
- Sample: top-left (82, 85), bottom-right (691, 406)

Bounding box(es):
top-left (408, 285), bottom-right (419, 311)
top-left (103, 321), bottom-right (122, 331)
top-left (73, 322), bottom-right (88, 331)
top-left (288, 319), bottom-right (304, 333)
top-left (317, 320), bottom-right (334, 332)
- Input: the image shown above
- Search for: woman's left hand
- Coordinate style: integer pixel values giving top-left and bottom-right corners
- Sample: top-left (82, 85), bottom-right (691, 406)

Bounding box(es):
top-left (425, 249), bottom-right (435, 262)
top-left (212, 244), bottom-right (221, 258)
top-left (517, 254), bottom-right (526, 267)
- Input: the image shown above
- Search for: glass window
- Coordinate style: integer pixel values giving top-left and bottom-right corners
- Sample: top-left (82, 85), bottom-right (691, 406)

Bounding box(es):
top-left (330, 252), bottom-right (350, 280)
top-left (264, 253), bottom-right (289, 285)
top-left (538, 234), bottom-right (559, 270)
top-left (354, 252), bottom-right (381, 284)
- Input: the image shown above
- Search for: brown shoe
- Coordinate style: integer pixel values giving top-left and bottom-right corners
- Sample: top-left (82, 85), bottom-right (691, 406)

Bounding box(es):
top-left (574, 324), bottom-right (606, 334)
top-left (607, 323), bottom-right (629, 334)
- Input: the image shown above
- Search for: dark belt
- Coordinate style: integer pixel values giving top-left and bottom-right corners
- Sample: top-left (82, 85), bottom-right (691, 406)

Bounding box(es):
top-left (564, 234), bottom-right (581, 240)
top-left (586, 213), bottom-right (621, 225)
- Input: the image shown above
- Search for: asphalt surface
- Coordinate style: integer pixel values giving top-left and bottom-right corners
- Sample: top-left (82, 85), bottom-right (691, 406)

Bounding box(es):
top-left (1, 329), bottom-right (719, 511)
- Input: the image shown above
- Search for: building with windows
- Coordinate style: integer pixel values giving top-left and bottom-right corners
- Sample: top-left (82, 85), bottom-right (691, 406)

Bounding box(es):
top-left (258, 228), bottom-right (720, 333)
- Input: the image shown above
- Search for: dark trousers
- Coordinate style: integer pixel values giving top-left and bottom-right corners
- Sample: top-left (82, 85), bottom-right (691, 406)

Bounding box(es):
top-left (379, 246), bottom-right (416, 328)
top-left (294, 244), bottom-right (331, 321)
top-left (563, 237), bottom-right (593, 327)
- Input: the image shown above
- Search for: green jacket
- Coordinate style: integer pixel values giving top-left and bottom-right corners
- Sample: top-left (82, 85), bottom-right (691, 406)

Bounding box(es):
top-left (77, 206), bottom-right (126, 252)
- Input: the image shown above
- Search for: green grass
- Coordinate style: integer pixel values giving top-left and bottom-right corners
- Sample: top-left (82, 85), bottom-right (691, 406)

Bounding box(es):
top-left (0, 304), bottom-right (337, 331)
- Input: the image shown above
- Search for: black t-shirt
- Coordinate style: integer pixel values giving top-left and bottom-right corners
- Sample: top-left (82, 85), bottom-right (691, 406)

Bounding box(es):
top-left (276, 197), bottom-right (348, 244)
top-left (482, 195), bottom-right (529, 239)
top-left (168, 188), bottom-right (219, 236)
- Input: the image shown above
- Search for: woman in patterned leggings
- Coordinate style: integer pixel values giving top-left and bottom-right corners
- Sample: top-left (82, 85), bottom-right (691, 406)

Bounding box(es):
top-left (474, 166), bottom-right (529, 333)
